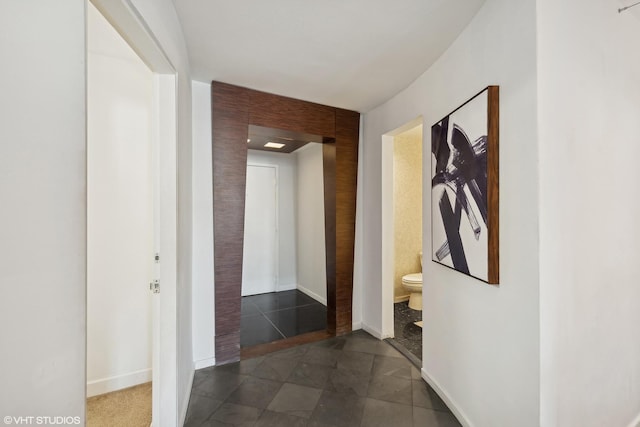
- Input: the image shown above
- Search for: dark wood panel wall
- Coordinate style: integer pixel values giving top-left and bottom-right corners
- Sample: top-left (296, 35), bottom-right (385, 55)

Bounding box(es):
top-left (212, 81), bottom-right (360, 363)
top-left (334, 109), bottom-right (360, 335)
top-left (249, 90), bottom-right (336, 137)
top-left (322, 143), bottom-right (337, 334)
top-left (211, 83), bottom-right (249, 364)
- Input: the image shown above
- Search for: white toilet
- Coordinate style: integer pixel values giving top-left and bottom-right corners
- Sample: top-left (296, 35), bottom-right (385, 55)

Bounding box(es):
top-left (402, 251), bottom-right (423, 311)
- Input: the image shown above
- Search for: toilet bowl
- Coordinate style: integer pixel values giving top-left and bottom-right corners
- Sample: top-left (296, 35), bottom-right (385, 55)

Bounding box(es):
top-left (402, 273), bottom-right (423, 310)
top-left (401, 251), bottom-right (423, 310)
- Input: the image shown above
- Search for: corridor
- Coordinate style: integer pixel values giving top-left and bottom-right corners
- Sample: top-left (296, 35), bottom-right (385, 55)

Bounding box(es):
top-left (185, 330), bottom-right (460, 426)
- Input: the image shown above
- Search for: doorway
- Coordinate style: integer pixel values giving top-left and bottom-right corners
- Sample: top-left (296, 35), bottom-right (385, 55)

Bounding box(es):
top-left (240, 142), bottom-right (329, 349)
top-left (86, 3), bottom-right (154, 424)
top-left (211, 83), bottom-right (360, 364)
top-left (382, 120), bottom-right (424, 364)
top-left (86, 1), bottom-right (178, 425)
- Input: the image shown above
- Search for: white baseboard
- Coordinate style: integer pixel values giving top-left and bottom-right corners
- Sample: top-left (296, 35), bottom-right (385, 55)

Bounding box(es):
top-left (628, 412), bottom-right (640, 427)
top-left (394, 295), bottom-right (410, 303)
top-left (297, 285), bottom-right (327, 305)
top-left (352, 321), bottom-right (362, 331)
top-left (277, 283), bottom-right (297, 292)
top-left (361, 323), bottom-right (384, 339)
top-left (179, 365), bottom-right (195, 427)
top-left (194, 357), bottom-right (216, 370)
top-left (87, 368), bottom-right (152, 397)
top-left (421, 369), bottom-right (472, 427)
top-left (362, 322), bottom-right (393, 339)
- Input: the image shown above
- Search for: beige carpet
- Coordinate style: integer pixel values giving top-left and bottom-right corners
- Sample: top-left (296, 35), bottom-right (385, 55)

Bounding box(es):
top-left (87, 382), bottom-right (151, 427)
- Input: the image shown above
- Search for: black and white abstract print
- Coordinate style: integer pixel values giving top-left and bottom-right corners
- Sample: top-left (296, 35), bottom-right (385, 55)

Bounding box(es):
top-left (431, 90), bottom-right (489, 281)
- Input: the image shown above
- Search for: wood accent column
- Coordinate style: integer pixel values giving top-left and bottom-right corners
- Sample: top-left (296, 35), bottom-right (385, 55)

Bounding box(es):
top-left (334, 109), bottom-right (359, 335)
top-left (322, 142), bottom-right (337, 334)
top-left (212, 82), bottom-right (360, 363)
top-left (212, 82), bottom-right (249, 364)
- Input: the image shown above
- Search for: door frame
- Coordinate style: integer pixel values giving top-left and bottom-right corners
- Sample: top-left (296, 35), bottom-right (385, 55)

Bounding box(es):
top-left (88, 1), bottom-right (178, 425)
top-left (211, 82), bottom-right (360, 364)
top-left (381, 117), bottom-right (423, 339)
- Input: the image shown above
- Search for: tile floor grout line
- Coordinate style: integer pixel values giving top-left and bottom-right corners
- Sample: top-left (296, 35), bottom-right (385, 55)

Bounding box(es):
top-left (261, 312), bottom-right (288, 339)
top-left (187, 329), bottom-right (461, 427)
top-left (259, 302), bottom-right (324, 314)
top-left (239, 290), bottom-right (327, 348)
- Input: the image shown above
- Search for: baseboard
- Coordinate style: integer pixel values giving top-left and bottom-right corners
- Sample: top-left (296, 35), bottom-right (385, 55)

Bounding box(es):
top-left (394, 295), bottom-right (410, 303)
top-left (179, 365), bottom-right (195, 427)
top-left (86, 368), bottom-right (152, 397)
top-left (361, 323), bottom-right (384, 339)
top-left (628, 412), bottom-right (640, 427)
top-left (297, 285), bottom-right (327, 305)
top-left (352, 321), bottom-right (362, 331)
top-left (421, 369), bottom-right (473, 427)
top-left (277, 283), bottom-right (297, 292)
top-left (362, 322), bottom-right (393, 340)
top-left (194, 357), bottom-right (216, 370)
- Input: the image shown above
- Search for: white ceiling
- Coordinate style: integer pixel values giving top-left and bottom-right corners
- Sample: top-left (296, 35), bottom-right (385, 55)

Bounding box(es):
top-left (173, 0), bottom-right (485, 112)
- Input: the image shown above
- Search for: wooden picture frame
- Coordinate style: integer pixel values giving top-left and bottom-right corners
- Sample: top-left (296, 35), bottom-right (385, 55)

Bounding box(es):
top-left (431, 86), bottom-right (499, 284)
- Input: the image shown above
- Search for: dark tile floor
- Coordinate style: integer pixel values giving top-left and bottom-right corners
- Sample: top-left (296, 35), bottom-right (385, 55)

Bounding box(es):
top-left (185, 330), bottom-right (461, 427)
top-left (391, 302), bottom-right (422, 361)
top-left (241, 290), bottom-right (327, 347)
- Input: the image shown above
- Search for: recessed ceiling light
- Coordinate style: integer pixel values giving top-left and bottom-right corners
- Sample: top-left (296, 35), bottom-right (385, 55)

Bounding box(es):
top-left (264, 142), bottom-right (285, 149)
top-left (247, 138), bottom-right (251, 143)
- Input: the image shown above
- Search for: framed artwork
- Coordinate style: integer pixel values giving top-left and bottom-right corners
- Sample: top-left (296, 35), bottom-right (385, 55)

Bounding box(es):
top-left (431, 86), bottom-right (499, 284)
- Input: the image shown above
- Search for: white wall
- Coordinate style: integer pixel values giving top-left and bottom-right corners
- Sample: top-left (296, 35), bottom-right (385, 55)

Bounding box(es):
top-left (352, 118), bottom-right (365, 330)
top-left (537, 1), bottom-right (640, 426)
top-left (0, 0), bottom-right (87, 419)
top-left (87, 3), bottom-right (153, 397)
top-left (361, 0), bottom-right (540, 425)
top-left (247, 150), bottom-right (299, 290)
top-left (192, 80), bottom-right (215, 369)
top-left (296, 144), bottom-right (328, 304)
top-left (0, 0), bottom-right (193, 423)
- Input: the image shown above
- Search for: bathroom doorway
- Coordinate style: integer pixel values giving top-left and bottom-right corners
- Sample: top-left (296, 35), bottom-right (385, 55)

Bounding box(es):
top-left (382, 120), bottom-right (424, 364)
top-left (240, 131), bottom-right (328, 349)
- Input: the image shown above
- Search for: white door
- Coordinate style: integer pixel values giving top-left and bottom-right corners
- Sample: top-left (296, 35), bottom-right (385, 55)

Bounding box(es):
top-left (242, 164), bottom-right (278, 296)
